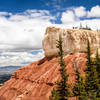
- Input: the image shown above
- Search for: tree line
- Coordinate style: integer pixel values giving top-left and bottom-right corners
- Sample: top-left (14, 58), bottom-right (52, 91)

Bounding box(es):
top-left (49, 36), bottom-right (100, 100)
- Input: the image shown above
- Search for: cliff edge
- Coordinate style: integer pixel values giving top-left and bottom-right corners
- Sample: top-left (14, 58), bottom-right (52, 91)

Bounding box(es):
top-left (0, 53), bottom-right (86, 100)
top-left (43, 27), bottom-right (100, 57)
top-left (0, 26), bottom-right (98, 100)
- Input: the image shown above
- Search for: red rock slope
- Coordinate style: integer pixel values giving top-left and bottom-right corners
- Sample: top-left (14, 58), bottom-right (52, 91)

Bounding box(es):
top-left (0, 53), bottom-right (86, 100)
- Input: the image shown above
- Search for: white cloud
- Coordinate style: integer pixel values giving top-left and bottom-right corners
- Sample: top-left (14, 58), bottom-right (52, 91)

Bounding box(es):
top-left (60, 5), bottom-right (100, 30)
top-left (0, 10), bottom-right (53, 51)
top-left (88, 5), bottom-right (100, 17)
top-left (0, 5), bottom-right (100, 67)
top-left (44, 0), bottom-right (66, 10)
top-left (0, 10), bottom-right (53, 66)
top-left (74, 6), bottom-right (87, 17)
top-left (61, 11), bottom-right (76, 24)
top-left (80, 19), bottom-right (100, 30)
top-left (0, 12), bottom-right (11, 16)
top-left (0, 50), bottom-right (44, 67)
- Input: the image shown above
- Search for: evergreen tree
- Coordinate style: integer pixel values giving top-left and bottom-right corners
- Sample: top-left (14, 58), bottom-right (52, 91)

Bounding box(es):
top-left (86, 39), bottom-right (91, 70)
top-left (95, 49), bottom-right (100, 97)
top-left (85, 64), bottom-right (99, 99)
top-left (85, 25), bottom-right (91, 30)
top-left (80, 23), bottom-right (82, 29)
top-left (50, 35), bottom-right (71, 100)
top-left (49, 88), bottom-right (60, 100)
top-left (96, 49), bottom-right (100, 78)
top-left (85, 40), bottom-right (100, 99)
top-left (73, 68), bottom-right (87, 100)
top-left (86, 25), bottom-right (88, 29)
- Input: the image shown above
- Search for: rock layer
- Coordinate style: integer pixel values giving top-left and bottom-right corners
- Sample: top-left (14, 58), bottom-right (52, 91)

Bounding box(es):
top-left (0, 27), bottom-right (96, 100)
top-left (43, 27), bottom-right (100, 57)
top-left (0, 53), bottom-right (86, 100)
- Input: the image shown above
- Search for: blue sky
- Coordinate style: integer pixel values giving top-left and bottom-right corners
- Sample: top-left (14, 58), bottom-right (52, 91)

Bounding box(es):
top-left (0, 0), bottom-right (100, 23)
top-left (0, 0), bottom-right (100, 12)
top-left (0, 0), bottom-right (100, 25)
top-left (0, 0), bottom-right (100, 67)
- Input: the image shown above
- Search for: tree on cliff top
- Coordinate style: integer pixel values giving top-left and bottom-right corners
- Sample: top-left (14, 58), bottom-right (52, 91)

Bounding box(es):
top-left (50, 35), bottom-right (71, 100)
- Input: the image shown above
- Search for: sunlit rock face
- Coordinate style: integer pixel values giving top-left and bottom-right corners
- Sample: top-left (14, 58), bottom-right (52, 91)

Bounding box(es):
top-left (0, 53), bottom-right (87, 100)
top-left (0, 27), bottom-right (100, 100)
top-left (43, 27), bottom-right (100, 57)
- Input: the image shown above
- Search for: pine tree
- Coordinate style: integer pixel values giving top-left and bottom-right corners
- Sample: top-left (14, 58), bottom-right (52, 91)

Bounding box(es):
top-left (49, 88), bottom-right (60, 100)
top-left (85, 40), bottom-right (100, 99)
top-left (86, 25), bottom-right (88, 29)
top-left (85, 64), bottom-right (99, 99)
top-left (96, 49), bottom-right (100, 78)
top-left (50, 35), bottom-right (71, 100)
top-left (56, 35), bottom-right (71, 100)
top-left (95, 49), bottom-right (100, 97)
top-left (80, 23), bottom-right (82, 29)
top-left (86, 39), bottom-right (91, 71)
top-left (73, 68), bottom-right (87, 100)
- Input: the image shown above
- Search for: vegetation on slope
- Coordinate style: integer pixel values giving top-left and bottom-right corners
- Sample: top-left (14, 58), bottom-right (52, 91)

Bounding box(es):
top-left (50, 37), bottom-right (100, 100)
top-left (50, 35), bottom-right (71, 100)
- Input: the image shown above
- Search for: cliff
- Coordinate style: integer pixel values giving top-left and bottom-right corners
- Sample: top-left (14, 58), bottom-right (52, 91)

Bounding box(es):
top-left (43, 27), bottom-right (100, 57)
top-left (0, 53), bottom-right (86, 100)
top-left (0, 26), bottom-right (98, 100)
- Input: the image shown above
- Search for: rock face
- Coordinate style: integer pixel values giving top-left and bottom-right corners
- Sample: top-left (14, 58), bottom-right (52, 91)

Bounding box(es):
top-left (0, 27), bottom-right (97, 100)
top-left (43, 27), bottom-right (100, 57)
top-left (0, 53), bottom-right (86, 100)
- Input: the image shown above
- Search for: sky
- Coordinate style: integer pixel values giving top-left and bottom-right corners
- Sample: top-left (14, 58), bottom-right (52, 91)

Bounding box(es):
top-left (0, 0), bottom-right (100, 67)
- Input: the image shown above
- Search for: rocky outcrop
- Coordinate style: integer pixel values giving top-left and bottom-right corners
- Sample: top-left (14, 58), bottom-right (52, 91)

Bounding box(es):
top-left (0, 53), bottom-right (86, 100)
top-left (0, 27), bottom-right (97, 100)
top-left (43, 27), bottom-right (100, 57)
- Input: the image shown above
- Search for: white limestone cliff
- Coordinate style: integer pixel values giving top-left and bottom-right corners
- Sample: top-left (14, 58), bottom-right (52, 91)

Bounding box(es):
top-left (42, 26), bottom-right (100, 57)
